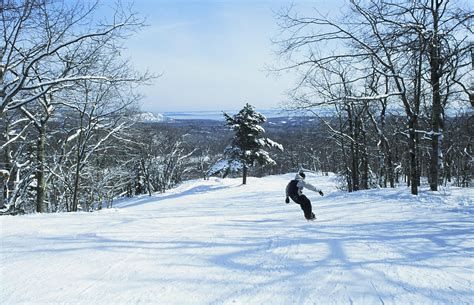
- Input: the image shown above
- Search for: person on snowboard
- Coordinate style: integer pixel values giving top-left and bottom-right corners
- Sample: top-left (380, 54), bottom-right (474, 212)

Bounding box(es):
top-left (285, 171), bottom-right (324, 220)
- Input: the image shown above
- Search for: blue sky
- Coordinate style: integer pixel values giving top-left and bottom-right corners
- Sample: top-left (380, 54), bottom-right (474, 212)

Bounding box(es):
top-left (118, 0), bottom-right (345, 113)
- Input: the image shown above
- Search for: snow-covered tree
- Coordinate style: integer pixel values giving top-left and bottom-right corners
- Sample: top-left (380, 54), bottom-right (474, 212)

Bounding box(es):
top-left (0, 0), bottom-right (150, 213)
top-left (220, 103), bottom-right (283, 184)
top-left (123, 127), bottom-right (197, 196)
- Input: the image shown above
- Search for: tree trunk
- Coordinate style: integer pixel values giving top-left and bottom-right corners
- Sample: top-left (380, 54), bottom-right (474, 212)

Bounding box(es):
top-left (36, 126), bottom-right (47, 213)
top-left (360, 119), bottom-right (369, 190)
top-left (387, 149), bottom-right (395, 188)
top-left (71, 162), bottom-right (81, 212)
top-left (429, 2), bottom-right (444, 191)
top-left (351, 141), bottom-right (360, 191)
top-left (71, 128), bottom-right (84, 212)
top-left (2, 120), bottom-right (11, 207)
top-left (347, 106), bottom-right (360, 191)
top-left (141, 159), bottom-right (152, 196)
top-left (408, 115), bottom-right (419, 195)
top-left (339, 122), bottom-right (352, 192)
top-left (429, 60), bottom-right (443, 191)
top-left (242, 164), bottom-right (247, 185)
top-left (361, 152), bottom-right (368, 190)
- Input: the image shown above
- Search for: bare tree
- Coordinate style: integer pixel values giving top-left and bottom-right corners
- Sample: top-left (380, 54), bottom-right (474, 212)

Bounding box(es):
top-left (274, 0), bottom-right (472, 194)
top-left (1, 0), bottom-right (143, 115)
top-left (419, 0), bottom-right (473, 190)
top-left (1, 0), bottom-right (150, 212)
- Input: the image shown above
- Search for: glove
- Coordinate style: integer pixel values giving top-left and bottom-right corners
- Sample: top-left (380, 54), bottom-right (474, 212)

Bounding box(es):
top-left (319, 191), bottom-right (324, 196)
top-left (285, 197), bottom-right (290, 204)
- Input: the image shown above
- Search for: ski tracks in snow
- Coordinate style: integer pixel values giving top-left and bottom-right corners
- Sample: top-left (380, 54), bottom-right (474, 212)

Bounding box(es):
top-left (1, 174), bottom-right (473, 305)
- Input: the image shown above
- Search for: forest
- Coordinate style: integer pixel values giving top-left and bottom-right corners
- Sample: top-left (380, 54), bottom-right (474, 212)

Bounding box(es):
top-left (1, 0), bottom-right (472, 214)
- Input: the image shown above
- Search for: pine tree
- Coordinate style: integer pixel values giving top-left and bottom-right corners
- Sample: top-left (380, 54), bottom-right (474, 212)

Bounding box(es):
top-left (223, 103), bottom-right (283, 184)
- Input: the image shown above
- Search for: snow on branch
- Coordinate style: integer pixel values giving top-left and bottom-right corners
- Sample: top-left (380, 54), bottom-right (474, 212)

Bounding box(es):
top-left (345, 92), bottom-right (403, 101)
top-left (0, 121), bottom-right (33, 151)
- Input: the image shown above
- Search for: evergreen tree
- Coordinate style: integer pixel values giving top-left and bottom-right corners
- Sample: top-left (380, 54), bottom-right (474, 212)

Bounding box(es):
top-left (223, 104), bottom-right (283, 184)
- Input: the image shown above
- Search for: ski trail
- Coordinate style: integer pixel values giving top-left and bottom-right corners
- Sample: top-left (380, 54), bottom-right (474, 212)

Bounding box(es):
top-left (1, 174), bottom-right (473, 305)
top-left (75, 238), bottom-right (143, 298)
top-left (370, 281), bottom-right (386, 305)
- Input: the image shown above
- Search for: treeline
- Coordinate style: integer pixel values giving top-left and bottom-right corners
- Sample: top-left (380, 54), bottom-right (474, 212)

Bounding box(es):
top-left (273, 0), bottom-right (473, 194)
top-left (266, 113), bottom-right (472, 192)
top-left (1, 109), bottom-right (471, 214)
top-left (0, 114), bottom-right (221, 213)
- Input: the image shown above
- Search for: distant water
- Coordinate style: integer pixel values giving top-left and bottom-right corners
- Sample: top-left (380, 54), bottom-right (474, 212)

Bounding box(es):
top-left (161, 104), bottom-right (465, 121)
top-left (163, 111), bottom-right (225, 121)
top-left (163, 109), bottom-right (317, 121)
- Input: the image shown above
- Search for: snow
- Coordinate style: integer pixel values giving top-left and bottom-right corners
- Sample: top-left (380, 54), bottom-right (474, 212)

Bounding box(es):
top-left (265, 138), bottom-right (284, 151)
top-left (208, 159), bottom-right (242, 176)
top-left (132, 112), bottom-right (171, 123)
top-left (66, 128), bottom-right (83, 143)
top-left (1, 173), bottom-right (473, 305)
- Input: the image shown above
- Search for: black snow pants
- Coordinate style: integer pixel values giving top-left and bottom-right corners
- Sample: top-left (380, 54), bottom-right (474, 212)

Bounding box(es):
top-left (290, 194), bottom-right (313, 219)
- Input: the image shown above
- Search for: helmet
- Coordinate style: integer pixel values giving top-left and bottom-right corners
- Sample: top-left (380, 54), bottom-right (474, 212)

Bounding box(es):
top-left (298, 171), bottom-right (305, 179)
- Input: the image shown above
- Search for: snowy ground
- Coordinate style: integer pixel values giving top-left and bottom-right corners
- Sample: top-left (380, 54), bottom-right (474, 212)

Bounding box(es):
top-left (1, 173), bottom-right (473, 305)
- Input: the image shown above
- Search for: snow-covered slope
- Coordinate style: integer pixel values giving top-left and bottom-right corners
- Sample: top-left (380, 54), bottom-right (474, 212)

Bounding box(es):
top-left (132, 111), bottom-right (172, 123)
top-left (1, 174), bottom-right (473, 305)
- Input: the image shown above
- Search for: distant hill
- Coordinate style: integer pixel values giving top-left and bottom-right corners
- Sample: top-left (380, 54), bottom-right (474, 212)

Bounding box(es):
top-left (132, 112), bottom-right (173, 123)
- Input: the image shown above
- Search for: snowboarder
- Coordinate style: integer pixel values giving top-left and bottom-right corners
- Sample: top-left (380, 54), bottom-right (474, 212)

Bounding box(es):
top-left (285, 171), bottom-right (324, 220)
